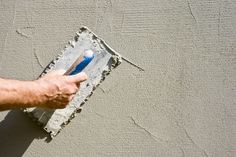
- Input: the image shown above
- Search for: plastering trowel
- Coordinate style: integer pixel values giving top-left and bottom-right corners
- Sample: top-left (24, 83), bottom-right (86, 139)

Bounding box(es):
top-left (24, 27), bottom-right (122, 137)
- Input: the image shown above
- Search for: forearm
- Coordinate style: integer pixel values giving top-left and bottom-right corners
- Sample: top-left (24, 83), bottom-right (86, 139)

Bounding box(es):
top-left (0, 71), bottom-right (87, 111)
top-left (0, 78), bottom-right (39, 111)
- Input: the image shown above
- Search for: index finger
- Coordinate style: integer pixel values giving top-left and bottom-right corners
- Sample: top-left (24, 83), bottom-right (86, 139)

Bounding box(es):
top-left (67, 72), bottom-right (88, 83)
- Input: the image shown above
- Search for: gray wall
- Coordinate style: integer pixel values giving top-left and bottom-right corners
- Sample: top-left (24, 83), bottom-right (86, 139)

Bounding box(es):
top-left (0, 0), bottom-right (235, 156)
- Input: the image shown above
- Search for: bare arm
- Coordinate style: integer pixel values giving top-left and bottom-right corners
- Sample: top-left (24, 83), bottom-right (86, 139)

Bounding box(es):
top-left (0, 70), bottom-right (87, 111)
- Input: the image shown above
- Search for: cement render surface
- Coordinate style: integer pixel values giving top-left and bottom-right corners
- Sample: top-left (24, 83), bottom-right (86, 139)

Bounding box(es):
top-left (0, 0), bottom-right (235, 156)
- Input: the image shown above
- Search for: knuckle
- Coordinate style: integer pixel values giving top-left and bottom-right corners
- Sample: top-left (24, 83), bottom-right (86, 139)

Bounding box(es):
top-left (68, 88), bottom-right (76, 94)
top-left (69, 95), bottom-right (75, 101)
top-left (69, 86), bottom-right (78, 94)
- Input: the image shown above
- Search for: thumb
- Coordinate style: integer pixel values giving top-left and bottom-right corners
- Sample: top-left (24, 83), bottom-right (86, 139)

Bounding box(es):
top-left (68, 72), bottom-right (88, 83)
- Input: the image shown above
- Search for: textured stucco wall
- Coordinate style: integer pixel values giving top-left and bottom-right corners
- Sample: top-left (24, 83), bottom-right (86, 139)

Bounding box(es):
top-left (0, 0), bottom-right (235, 156)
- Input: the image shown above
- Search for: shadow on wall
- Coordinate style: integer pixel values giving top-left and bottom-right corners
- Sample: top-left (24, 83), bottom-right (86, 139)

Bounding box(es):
top-left (0, 110), bottom-right (50, 157)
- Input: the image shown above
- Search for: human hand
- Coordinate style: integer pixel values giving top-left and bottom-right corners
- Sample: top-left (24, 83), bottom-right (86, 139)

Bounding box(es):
top-left (33, 70), bottom-right (87, 109)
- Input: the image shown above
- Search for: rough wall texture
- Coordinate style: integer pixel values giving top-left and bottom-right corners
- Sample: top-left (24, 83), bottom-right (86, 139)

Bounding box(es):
top-left (0, 0), bottom-right (235, 156)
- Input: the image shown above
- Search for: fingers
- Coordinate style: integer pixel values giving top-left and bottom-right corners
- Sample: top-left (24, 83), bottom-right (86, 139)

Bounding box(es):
top-left (68, 72), bottom-right (88, 83)
top-left (56, 94), bottom-right (76, 109)
top-left (47, 69), bottom-right (66, 77)
top-left (39, 71), bottom-right (87, 110)
top-left (67, 86), bottom-right (79, 95)
top-left (53, 69), bottom-right (67, 75)
top-left (69, 94), bottom-right (76, 101)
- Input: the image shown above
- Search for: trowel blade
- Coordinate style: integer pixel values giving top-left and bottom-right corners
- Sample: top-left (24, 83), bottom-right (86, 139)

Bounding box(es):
top-left (24, 27), bottom-right (122, 137)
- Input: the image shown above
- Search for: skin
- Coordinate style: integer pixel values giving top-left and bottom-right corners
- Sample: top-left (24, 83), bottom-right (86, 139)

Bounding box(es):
top-left (0, 70), bottom-right (87, 111)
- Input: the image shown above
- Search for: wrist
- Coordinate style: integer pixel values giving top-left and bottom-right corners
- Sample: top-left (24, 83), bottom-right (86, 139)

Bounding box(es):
top-left (22, 80), bottom-right (47, 108)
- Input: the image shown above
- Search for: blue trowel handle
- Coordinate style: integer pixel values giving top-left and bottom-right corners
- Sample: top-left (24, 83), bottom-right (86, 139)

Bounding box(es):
top-left (69, 50), bottom-right (94, 75)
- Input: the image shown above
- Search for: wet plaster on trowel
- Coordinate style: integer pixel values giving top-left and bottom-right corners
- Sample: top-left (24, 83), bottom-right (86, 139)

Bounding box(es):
top-left (24, 27), bottom-right (122, 137)
top-left (0, 0), bottom-right (236, 157)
